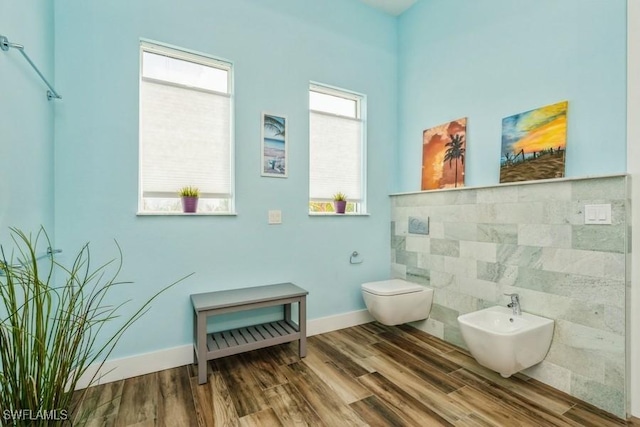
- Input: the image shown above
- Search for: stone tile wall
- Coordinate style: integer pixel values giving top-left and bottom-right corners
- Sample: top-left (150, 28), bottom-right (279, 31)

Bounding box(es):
top-left (390, 175), bottom-right (630, 418)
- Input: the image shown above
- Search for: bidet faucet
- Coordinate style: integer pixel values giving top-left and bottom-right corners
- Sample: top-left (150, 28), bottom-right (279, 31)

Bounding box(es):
top-left (504, 293), bottom-right (521, 315)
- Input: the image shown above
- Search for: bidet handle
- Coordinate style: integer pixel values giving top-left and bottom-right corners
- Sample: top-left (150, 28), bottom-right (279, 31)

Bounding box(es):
top-left (504, 293), bottom-right (520, 305)
top-left (504, 293), bottom-right (521, 315)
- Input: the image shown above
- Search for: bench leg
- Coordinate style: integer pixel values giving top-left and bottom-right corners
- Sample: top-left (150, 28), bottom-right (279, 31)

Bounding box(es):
top-left (284, 303), bottom-right (292, 324)
top-left (197, 313), bottom-right (208, 384)
top-left (299, 297), bottom-right (307, 358)
top-left (193, 312), bottom-right (198, 364)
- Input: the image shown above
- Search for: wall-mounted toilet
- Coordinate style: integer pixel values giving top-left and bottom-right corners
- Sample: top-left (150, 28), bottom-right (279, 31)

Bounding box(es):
top-left (361, 279), bottom-right (434, 325)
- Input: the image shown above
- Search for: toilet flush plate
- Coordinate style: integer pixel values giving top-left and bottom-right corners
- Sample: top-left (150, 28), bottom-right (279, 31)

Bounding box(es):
top-left (584, 204), bottom-right (611, 225)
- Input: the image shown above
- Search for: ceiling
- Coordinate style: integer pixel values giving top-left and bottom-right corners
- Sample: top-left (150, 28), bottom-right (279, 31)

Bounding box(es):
top-left (359, 0), bottom-right (417, 16)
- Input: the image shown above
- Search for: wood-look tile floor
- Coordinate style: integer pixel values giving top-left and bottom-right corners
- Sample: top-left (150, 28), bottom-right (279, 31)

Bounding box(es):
top-left (76, 323), bottom-right (640, 426)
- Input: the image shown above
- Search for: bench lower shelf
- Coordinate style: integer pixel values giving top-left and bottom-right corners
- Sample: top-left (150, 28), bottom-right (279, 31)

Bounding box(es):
top-left (204, 320), bottom-right (301, 360)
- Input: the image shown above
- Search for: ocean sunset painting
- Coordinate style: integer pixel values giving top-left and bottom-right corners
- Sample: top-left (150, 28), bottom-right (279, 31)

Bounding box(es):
top-left (261, 113), bottom-right (287, 177)
top-left (421, 118), bottom-right (467, 190)
top-left (500, 100), bottom-right (568, 183)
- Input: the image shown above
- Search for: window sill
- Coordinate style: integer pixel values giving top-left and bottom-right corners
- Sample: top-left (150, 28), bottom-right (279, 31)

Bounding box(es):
top-left (137, 211), bottom-right (237, 216)
top-left (308, 213), bottom-right (370, 217)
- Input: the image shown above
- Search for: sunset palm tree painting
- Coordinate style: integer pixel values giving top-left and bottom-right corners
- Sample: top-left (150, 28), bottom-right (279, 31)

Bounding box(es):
top-left (500, 100), bottom-right (568, 183)
top-left (421, 118), bottom-right (467, 190)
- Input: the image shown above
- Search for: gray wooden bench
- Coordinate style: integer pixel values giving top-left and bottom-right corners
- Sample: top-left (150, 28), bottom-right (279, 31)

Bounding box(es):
top-left (190, 282), bottom-right (308, 384)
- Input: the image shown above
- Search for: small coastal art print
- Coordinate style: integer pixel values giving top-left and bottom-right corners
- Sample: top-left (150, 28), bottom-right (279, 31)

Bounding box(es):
top-left (261, 113), bottom-right (288, 177)
top-left (500, 100), bottom-right (568, 183)
top-left (421, 118), bottom-right (467, 190)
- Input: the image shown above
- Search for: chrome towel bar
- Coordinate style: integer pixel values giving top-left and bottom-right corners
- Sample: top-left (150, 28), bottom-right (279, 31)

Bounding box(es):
top-left (1, 34), bottom-right (62, 101)
top-left (0, 247), bottom-right (63, 276)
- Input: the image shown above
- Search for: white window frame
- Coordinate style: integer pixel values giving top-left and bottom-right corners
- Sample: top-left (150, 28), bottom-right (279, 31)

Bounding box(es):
top-left (309, 82), bottom-right (367, 214)
top-left (138, 40), bottom-right (235, 215)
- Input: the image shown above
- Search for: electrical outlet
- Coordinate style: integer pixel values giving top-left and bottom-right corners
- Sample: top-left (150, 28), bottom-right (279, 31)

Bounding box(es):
top-left (268, 210), bottom-right (282, 224)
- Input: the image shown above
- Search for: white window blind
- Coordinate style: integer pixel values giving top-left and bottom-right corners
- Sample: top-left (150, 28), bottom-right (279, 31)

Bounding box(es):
top-left (140, 80), bottom-right (231, 197)
top-left (309, 111), bottom-right (363, 201)
top-left (139, 41), bottom-right (233, 211)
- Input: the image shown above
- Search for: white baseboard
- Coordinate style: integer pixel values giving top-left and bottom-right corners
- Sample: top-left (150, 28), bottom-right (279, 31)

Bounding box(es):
top-left (76, 309), bottom-right (374, 389)
top-left (307, 309), bottom-right (374, 336)
top-left (75, 344), bottom-right (193, 390)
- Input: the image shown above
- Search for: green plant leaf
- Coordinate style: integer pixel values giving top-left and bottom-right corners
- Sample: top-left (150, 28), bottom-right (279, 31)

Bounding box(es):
top-left (0, 227), bottom-right (190, 426)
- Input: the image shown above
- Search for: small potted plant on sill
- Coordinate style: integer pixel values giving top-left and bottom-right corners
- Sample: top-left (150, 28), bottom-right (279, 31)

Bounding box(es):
top-left (333, 192), bottom-right (347, 214)
top-left (179, 186), bottom-right (200, 213)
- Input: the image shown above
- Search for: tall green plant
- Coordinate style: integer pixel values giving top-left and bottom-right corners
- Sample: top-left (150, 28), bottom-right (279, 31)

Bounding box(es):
top-left (0, 228), bottom-right (186, 426)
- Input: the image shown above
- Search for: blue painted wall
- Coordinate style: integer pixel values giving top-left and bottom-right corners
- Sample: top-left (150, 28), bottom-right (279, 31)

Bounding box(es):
top-left (0, 1), bottom-right (54, 241)
top-left (396, 0), bottom-right (627, 192)
top-left (8, 0), bottom-right (629, 365)
top-left (53, 0), bottom-right (397, 358)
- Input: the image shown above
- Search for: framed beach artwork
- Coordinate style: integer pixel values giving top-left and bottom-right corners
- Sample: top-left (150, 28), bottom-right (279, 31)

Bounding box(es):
top-left (261, 112), bottom-right (288, 178)
top-left (421, 117), bottom-right (467, 190)
top-left (500, 100), bottom-right (568, 183)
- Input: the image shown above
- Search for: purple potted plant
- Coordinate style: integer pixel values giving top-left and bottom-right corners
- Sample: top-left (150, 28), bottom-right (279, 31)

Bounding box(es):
top-left (333, 192), bottom-right (347, 214)
top-left (179, 186), bottom-right (199, 213)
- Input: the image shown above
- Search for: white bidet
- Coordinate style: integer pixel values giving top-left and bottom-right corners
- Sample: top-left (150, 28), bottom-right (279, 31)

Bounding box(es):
top-left (457, 306), bottom-right (554, 378)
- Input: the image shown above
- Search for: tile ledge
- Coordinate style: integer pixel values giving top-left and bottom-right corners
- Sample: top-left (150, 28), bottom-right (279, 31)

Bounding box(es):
top-left (389, 173), bottom-right (629, 197)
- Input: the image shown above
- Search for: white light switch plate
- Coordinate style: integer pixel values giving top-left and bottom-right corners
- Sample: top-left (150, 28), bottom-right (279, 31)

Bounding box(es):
top-left (584, 204), bottom-right (611, 225)
top-left (268, 210), bottom-right (282, 224)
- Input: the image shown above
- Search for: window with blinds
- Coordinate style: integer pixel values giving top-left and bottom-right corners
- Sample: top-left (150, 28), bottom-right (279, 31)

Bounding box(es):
top-left (139, 41), bottom-right (234, 213)
top-left (309, 84), bottom-right (366, 214)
